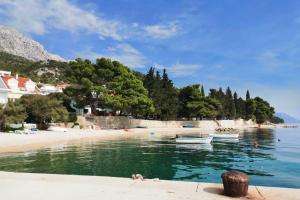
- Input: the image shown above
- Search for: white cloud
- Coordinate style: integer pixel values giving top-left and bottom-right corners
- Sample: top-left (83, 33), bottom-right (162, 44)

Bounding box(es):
top-left (168, 63), bottom-right (201, 77)
top-left (0, 0), bottom-right (179, 40)
top-left (143, 23), bottom-right (177, 39)
top-left (75, 43), bottom-right (146, 69)
top-left (0, 0), bottom-right (123, 40)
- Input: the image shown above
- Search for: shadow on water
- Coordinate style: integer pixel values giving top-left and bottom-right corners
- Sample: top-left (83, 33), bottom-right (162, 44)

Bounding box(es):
top-left (0, 128), bottom-right (299, 188)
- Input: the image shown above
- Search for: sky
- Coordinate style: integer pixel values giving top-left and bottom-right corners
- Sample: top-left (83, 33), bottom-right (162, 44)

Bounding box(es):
top-left (0, 0), bottom-right (299, 119)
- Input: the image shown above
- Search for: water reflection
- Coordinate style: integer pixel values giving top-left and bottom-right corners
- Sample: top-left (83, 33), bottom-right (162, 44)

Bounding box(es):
top-left (176, 144), bottom-right (213, 151)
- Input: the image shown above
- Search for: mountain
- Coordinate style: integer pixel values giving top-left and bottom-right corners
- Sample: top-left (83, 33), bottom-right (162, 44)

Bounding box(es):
top-left (0, 25), bottom-right (64, 62)
top-left (276, 113), bottom-right (300, 124)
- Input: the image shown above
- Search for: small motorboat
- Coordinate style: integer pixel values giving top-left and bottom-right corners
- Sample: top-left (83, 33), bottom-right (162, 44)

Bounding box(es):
top-left (209, 133), bottom-right (239, 139)
top-left (175, 136), bottom-right (213, 144)
top-left (182, 124), bottom-right (194, 128)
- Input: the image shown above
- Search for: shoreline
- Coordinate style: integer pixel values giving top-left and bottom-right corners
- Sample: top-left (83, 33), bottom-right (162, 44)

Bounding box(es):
top-left (0, 127), bottom-right (217, 154)
top-left (0, 171), bottom-right (299, 200)
top-left (0, 124), bottom-right (293, 154)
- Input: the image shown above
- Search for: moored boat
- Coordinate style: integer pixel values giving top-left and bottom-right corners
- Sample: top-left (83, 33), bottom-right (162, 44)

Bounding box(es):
top-left (175, 136), bottom-right (213, 144)
top-left (209, 133), bottom-right (239, 139)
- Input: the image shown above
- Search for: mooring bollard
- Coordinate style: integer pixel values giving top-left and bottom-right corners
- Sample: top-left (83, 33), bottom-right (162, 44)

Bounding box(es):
top-left (221, 171), bottom-right (249, 197)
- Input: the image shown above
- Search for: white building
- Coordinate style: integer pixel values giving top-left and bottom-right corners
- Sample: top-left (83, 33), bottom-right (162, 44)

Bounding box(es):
top-left (39, 83), bottom-right (68, 95)
top-left (0, 71), bottom-right (40, 103)
top-left (40, 84), bottom-right (60, 95)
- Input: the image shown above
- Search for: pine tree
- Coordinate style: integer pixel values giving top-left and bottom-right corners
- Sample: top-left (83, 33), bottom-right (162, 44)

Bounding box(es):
top-left (209, 88), bottom-right (226, 119)
top-left (224, 87), bottom-right (236, 119)
top-left (178, 84), bottom-right (202, 119)
top-left (144, 67), bottom-right (155, 95)
top-left (245, 99), bottom-right (256, 120)
top-left (246, 90), bottom-right (250, 100)
top-left (153, 70), bottom-right (162, 119)
top-left (233, 92), bottom-right (240, 119)
top-left (238, 97), bottom-right (246, 119)
top-left (201, 85), bottom-right (205, 97)
top-left (160, 69), bottom-right (179, 120)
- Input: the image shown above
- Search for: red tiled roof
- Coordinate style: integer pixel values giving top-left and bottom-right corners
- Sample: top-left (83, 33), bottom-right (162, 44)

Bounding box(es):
top-left (17, 77), bottom-right (30, 88)
top-left (1, 75), bottom-right (31, 89)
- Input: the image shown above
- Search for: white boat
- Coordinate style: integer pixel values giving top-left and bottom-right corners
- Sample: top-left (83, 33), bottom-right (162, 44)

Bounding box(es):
top-left (209, 133), bottom-right (239, 139)
top-left (175, 136), bottom-right (213, 144)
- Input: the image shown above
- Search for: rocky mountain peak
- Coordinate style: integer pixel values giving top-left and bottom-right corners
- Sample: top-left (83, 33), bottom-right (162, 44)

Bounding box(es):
top-left (0, 25), bottom-right (65, 62)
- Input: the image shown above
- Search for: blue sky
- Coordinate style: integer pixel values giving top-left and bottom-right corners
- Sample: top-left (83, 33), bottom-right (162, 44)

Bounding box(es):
top-left (0, 0), bottom-right (300, 118)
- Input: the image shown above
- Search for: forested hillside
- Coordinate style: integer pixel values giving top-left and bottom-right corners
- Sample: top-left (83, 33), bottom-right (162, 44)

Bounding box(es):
top-left (0, 52), bottom-right (70, 84)
top-left (0, 53), bottom-right (282, 123)
top-left (0, 51), bottom-right (34, 68)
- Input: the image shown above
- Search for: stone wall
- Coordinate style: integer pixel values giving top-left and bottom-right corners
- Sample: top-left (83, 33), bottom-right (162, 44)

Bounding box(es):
top-left (77, 116), bottom-right (256, 129)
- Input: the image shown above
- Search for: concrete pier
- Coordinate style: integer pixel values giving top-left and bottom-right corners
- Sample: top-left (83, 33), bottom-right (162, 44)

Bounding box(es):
top-left (0, 172), bottom-right (299, 200)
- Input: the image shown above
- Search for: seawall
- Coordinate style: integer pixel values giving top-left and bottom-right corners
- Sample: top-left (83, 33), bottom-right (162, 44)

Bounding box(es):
top-left (77, 116), bottom-right (256, 129)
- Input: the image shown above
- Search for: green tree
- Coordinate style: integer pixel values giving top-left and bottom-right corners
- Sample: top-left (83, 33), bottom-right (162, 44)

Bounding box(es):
top-left (201, 85), bottom-right (205, 97)
top-left (187, 97), bottom-right (222, 119)
top-left (0, 101), bottom-right (27, 130)
top-left (253, 97), bottom-right (274, 124)
top-left (233, 92), bottom-right (239, 118)
top-left (233, 92), bottom-right (246, 119)
top-left (246, 90), bottom-right (251, 100)
top-left (245, 99), bottom-right (256, 120)
top-left (94, 58), bottom-right (154, 117)
top-left (143, 67), bottom-right (162, 118)
top-left (160, 69), bottom-right (179, 120)
top-left (178, 84), bottom-right (203, 118)
top-left (179, 85), bottom-right (221, 119)
top-left (143, 68), bottom-right (178, 120)
top-left (20, 95), bottom-right (69, 129)
top-left (64, 58), bottom-right (102, 113)
top-left (237, 97), bottom-right (246, 119)
top-left (224, 87), bottom-right (236, 119)
top-left (47, 93), bottom-right (77, 122)
top-left (65, 58), bottom-right (154, 117)
top-left (209, 88), bottom-right (226, 119)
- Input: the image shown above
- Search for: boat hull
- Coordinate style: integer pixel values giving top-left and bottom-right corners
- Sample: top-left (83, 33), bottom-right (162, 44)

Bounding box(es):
top-left (210, 133), bottom-right (239, 139)
top-left (175, 137), bottom-right (213, 144)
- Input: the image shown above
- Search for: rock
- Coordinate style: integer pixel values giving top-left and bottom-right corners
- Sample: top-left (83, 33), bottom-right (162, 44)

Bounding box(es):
top-left (135, 174), bottom-right (144, 180)
top-left (131, 174), bottom-right (136, 179)
top-left (131, 174), bottom-right (144, 181)
top-left (221, 171), bottom-right (249, 197)
top-left (0, 25), bottom-right (64, 61)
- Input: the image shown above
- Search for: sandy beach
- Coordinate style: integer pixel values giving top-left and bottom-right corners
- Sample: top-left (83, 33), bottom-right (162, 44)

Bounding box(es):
top-left (0, 127), bottom-right (214, 153)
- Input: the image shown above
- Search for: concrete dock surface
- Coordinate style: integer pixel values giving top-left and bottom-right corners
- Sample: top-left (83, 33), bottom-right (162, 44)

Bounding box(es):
top-left (0, 172), bottom-right (299, 200)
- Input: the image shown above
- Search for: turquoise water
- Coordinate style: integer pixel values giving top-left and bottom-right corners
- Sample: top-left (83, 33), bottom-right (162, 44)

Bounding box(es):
top-left (0, 128), bottom-right (299, 188)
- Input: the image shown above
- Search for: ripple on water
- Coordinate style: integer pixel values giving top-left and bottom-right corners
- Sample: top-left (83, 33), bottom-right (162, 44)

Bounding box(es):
top-left (0, 128), bottom-right (299, 188)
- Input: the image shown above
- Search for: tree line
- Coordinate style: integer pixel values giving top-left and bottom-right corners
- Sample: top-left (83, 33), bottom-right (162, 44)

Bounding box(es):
top-left (142, 67), bottom-right (278, 124)
top-left (0, 57), bottom-right (283, 130)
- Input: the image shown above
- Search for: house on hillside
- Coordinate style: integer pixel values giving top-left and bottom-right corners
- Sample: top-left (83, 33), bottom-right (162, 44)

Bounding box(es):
top-left (0, 71), bottom-right (40, 103)
top-left (39, 83), bottom-right (69, 95)
top-left (38, 83), bottom-right (69, 95)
